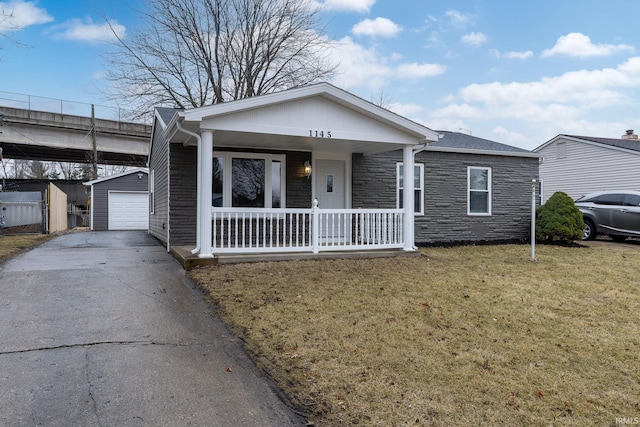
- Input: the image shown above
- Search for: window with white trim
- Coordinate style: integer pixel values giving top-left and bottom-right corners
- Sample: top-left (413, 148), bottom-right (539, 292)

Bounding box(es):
top-left (149, 169), bottom-right (155, 214)
top-left (212, 152), bottom-right (285, 208)
top-left (468, 166), bottom-right (491, 215)
top-left (397, 163), bottom-right (424, 215)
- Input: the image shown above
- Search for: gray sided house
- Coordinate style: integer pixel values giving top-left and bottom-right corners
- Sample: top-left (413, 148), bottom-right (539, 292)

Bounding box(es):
top-left (84, 168), bottom-right (149, 231)
top-left (353, 131), bottom-right (539, 245)
top-left (534, 131), bottom-right (640, 203)
top-left (147, 83), bottom-right (539, 261)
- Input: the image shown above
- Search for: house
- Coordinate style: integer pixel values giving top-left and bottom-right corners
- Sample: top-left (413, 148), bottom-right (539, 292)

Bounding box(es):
top-left (353, 131), bottom-right (539, 245)
top-left (147, 83), bottom-right (539, 262)
top-left (83, 168), bottom-right (149, 231)
top-left (534, 130), bottom-right (640, 203)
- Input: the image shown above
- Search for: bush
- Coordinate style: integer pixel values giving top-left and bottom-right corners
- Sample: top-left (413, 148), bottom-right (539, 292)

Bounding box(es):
top-left (536, 191), bottom-right (584, 243)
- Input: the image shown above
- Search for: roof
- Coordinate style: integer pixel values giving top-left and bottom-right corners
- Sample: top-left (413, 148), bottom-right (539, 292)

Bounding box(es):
top-left (83, 167), bottom-right (148, 187)
top-left (155, 107), bottom-right (181, 128)
top-left (564, 135), bottom-right (640, 153)
top-left (426, 131), bottom-right (539, 158)
top-left (535, 134), bottom-right (640, 153)
top-left (175, 82), bottom-right (440, 143)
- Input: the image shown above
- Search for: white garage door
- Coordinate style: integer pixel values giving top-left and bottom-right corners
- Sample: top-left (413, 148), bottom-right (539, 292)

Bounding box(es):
top-left (108, 191), bottom-right (149, 230)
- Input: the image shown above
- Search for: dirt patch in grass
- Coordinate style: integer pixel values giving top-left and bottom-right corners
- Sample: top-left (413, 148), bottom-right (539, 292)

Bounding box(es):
top-left (189, 245), bottom-right (640, 426)
top-left (0, 234), bottom-right (53, 265)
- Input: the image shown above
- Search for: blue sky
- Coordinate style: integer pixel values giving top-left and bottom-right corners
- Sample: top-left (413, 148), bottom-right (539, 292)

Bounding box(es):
top-left (2, 0), bottom-right (640, 150)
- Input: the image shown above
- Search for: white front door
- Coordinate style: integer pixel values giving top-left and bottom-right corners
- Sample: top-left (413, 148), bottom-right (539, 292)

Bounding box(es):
top-left (315, 159), bottom-right (345, 240)
top-left (315, 159), bottom-right (345, 209)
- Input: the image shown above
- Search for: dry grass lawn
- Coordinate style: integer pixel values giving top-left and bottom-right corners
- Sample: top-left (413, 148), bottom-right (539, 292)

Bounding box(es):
top-left (189, 244), bottom-right (640, 426)
top-left (0, 234), bottom-right (52, 265)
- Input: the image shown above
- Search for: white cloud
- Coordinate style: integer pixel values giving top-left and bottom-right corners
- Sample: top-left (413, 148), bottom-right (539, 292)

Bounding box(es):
top-left (460, 58), bottom-right (640, 107)
top-left (316, 0), bottom-right (375, 13)
top-left (352, 17), bottom-right (401, 38)
top-left (426, 57), bottom-right (640, 148)
top-left (542, 32), bottom-right (634, 58)
top-left (51, 18), bottom-right (125, 43)
top-left (461, 32), bottom-right (487, 46)
top-left (327, 36), bottom-right (393, 91)
top-left (489, 49), bottom-right (533, 60)
top-left (0, 0), bottom-right (53, 32)
top-left (388, 102), bottom-right (424, 117)
top-left (396, 62), bottom-right (446, 78)
top-left (490, 126), bottom-right (528, 146)
top-left (445, 9), bottom-right (471, 27)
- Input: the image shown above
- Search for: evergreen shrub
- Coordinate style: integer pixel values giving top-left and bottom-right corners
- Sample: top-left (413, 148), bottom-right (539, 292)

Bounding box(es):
top-left (536, 191), bottom-right (584, 243)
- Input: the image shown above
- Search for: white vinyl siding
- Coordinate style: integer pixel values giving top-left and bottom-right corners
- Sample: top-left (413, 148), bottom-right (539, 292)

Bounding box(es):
top-left (538, 138), bottom-right (640, 203)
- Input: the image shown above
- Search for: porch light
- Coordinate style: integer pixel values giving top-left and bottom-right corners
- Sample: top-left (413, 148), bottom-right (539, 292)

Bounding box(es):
top-left (137, 172), bottom-right (144, 179)
top-left (304, 160), bottom-right (312, 179)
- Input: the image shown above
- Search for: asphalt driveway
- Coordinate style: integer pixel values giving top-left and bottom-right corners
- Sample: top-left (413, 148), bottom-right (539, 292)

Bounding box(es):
top-left (0, 231), bottom-right (301, 426)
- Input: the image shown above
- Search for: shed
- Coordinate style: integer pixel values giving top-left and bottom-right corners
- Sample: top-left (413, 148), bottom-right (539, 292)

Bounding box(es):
top-left (83, 168), bottom-right (149, 231)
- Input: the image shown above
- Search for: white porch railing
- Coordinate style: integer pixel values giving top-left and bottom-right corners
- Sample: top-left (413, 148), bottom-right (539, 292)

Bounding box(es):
top-left (211, 203), bottom-right (404, 254)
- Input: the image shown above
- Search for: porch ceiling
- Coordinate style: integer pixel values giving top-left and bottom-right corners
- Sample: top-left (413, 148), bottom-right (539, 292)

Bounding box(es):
top-left (170, 127), bottom-right (413, 155)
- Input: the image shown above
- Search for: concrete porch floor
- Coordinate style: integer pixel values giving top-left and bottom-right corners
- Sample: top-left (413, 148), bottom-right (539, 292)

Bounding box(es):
top-left (170, 245), bottom-right (422, 269)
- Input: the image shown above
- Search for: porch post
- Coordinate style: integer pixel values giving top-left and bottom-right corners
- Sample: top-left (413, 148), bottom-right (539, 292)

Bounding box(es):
top-left (199, 130), bottom-right (214, 258)
top-left (402, 146), bottom-right (415, 251)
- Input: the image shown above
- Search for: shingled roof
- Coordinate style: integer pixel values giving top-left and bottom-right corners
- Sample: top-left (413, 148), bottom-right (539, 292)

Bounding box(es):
top-left (155, 107), bottom-right (181, 128)
top-left (561, 134), bottom-right (640, 153)
top-left (429, 130), bottom-right (533, 154)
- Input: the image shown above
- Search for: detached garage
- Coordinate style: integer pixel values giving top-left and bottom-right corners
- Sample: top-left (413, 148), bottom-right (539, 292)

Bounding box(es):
top-left (84, 168), bottom-right (149, 231)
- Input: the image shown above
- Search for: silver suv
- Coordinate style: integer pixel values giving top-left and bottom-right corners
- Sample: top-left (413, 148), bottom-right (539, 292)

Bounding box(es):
top-left (575, 191), bottom-right (640, 241)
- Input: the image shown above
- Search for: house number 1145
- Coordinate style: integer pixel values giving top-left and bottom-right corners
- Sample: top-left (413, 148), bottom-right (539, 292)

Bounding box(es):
top-left (309, 130), bottom-right (332, 138)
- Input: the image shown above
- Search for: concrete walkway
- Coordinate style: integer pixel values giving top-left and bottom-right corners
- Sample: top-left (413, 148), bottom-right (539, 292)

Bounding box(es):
top-left (0, 231), bottom-right (302, 427)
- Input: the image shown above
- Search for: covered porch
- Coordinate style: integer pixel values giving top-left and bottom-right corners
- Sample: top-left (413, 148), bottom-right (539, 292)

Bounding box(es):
top-left (164, 83), bottom-right (439, 262)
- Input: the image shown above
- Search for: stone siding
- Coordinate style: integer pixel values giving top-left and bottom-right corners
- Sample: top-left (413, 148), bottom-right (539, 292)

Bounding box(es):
top-left (353, 150), bottom-right (539, 244)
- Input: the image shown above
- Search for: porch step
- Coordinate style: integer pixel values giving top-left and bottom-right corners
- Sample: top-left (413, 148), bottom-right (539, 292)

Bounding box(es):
top-left (170, 246), bottom-right (421, 269)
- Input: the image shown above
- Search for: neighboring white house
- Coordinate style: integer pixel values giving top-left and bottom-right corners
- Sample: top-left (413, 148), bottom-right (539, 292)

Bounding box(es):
top-left (534, 130), bottom-right (640, 203)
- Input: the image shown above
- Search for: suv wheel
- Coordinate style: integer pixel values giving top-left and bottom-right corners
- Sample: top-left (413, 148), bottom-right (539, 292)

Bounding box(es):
top-left (583, 218), bottom-right (597, 241)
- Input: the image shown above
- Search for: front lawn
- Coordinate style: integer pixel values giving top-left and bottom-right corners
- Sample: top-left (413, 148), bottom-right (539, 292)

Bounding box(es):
top-left (189, 244), bottom-right (640, 426)
top-left (0, 234), bottom-right (52, 265)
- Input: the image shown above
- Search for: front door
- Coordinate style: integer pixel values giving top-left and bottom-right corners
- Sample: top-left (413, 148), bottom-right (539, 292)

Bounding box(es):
top-left (315, 159), bottom-right (345, 240)
top-left (315, 159), bottom-right (345, 209)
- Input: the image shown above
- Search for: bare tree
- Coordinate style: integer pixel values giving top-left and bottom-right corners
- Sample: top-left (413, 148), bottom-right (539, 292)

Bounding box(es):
top-left (104, 0), bottom-right (335, 119)
top-left (11, 160), bottom-right (30, 179)
top-left (0, 9), bottom-right (27, 54)
top-left (58, 162), bottom-right (82, 180)
top-left (371, 89), bottom-right (394, 110)
top-left (26, 161), bottom-right (58, 179)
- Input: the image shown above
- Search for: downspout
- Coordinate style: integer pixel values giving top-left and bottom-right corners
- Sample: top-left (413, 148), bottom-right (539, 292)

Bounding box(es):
top-left (175, 121), bottom-right (202, 255)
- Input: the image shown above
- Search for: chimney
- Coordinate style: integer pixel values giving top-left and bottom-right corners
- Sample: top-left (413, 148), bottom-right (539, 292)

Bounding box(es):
top-left (622, 129), bottom-right (638, 140)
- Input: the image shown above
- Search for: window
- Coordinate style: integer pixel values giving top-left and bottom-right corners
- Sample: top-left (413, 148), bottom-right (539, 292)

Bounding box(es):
top-left (468, 167), bottom-right (491, 215)
top-left (594, 193), bottom-right (625, 206)
top-left (212, 152), bottom-right (286, 208)
top-left (149, 169), bottom-right (155, 214)
top-left (397, 163), bottom-right (424, 215)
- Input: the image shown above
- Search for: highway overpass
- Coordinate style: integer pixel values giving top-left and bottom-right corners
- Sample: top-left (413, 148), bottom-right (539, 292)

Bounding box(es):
top-left (0, 106), bottom-right (151, 166)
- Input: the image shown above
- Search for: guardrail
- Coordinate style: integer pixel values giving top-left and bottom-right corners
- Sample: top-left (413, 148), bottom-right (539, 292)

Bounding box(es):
top-left (0, 90), bottom-right (138, 123)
